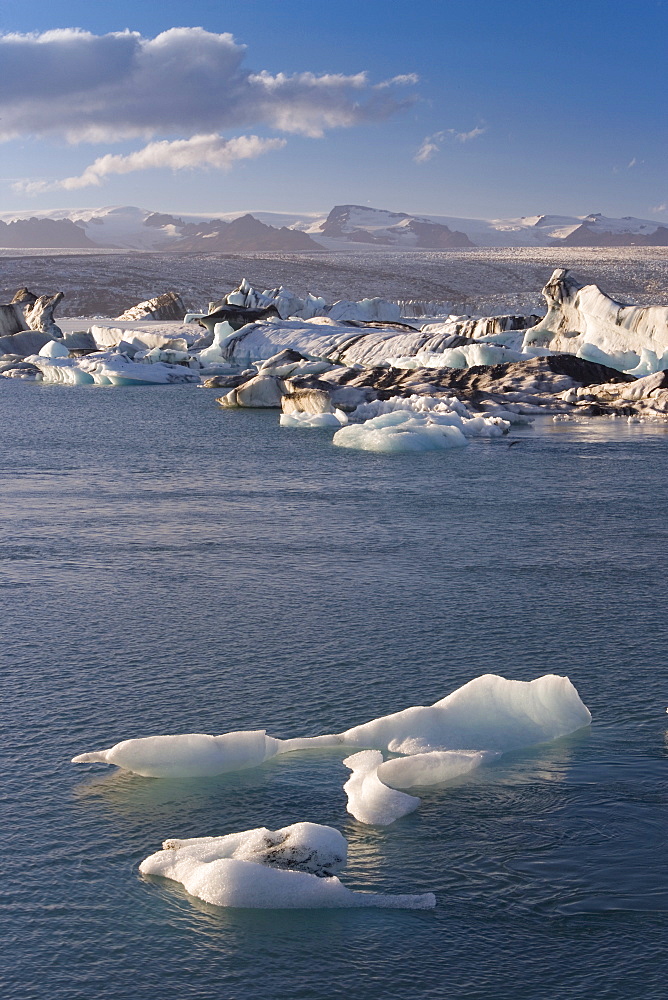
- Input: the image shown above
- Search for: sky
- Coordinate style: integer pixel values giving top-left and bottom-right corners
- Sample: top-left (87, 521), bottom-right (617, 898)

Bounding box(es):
top-left (0, 0), bottom-right (666, 221)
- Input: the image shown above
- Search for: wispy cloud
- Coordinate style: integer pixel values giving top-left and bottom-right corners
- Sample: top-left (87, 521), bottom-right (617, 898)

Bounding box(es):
top-left (414, 125), bottom-right (486, 163)
top-left (12, 134), bottom-right (286, 193)
top-left (454, 126), bottom-right (485, 143)
top-left (414, 132), bottom-right (446, 163)
top-left (652, 202), bottom-right (667, 214)
top-left (0, 28), bottom-right (418, 143)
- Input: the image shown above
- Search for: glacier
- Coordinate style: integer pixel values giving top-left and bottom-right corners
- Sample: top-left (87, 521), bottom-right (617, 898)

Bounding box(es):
top-left (139, 821), bottom-right (435, 910)
top-left (4, 269), bottom-right (668, 426)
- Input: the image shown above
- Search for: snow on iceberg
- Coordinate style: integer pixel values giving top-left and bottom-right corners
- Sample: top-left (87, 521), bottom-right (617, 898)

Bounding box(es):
top-left (139, 821), bottom-right (435, 910)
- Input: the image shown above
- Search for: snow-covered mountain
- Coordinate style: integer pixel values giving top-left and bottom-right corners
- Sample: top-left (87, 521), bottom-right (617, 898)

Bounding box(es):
top-left (0, 203), bottom-right (666, 250)
top-left (309, 205), bottom-right (475, 248)
top-left (307, 206), bottom-right (668, 248)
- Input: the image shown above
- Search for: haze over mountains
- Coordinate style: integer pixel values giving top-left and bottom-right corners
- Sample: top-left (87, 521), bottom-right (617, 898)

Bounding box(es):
top-left (1, 203), bottom-right (667, 251)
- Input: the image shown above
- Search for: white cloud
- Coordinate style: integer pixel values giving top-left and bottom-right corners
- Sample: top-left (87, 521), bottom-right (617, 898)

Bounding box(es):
top-left (12, 134), bottom-right (286, 193)
top-left (414, 126), bottom-right (485, 163)
top-left (0, 28), bottom-right (417, 143)
top-left (652, 202), bottom-right (667, 214)
top-left (455, 126), bottom-right (486, 143)
top-left (414, 131), bottom-right (445, 163)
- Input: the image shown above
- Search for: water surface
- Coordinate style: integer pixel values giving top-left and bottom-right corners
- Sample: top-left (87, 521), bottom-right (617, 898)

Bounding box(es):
top-left (2, 382), bottom-right (666, 999)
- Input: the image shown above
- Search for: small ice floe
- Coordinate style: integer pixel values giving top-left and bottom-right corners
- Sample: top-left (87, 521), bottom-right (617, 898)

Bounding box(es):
top-left (139, 821), bottom-right (436, 910)
top-left (26, 351), bottom-right (201, 386)
top-left (332, 394), bottom-right (509, 453)
top-left (342, 749), bottom-right (499, 825)
top-left (72, 730), bottom-right (282, 778)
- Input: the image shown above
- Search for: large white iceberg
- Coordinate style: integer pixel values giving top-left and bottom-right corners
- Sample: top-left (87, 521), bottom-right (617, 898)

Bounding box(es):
top-left (72, 674), bottom-right (590, 779)
top-left (339, 674), bottom-right (591, 754)
top-left (524, 268), bottom-right (668, 375)
top-left (139, 821), bottom-right (435, 909)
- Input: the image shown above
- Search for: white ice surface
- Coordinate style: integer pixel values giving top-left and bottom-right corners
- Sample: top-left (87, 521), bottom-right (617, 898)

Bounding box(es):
top-left (333, 409), bottom-right (470, 453)
top-left (340, 674), bottom-right (591, 753)
top-left (38, 339), bottom-right (70, 358)
top-left (139, 821), bottom-right (435, 909)
top-left (524, 269), bottom-right (668, 375)
top-left (280, 410), bottom-right (347, 429)
top-left (72, 730), bottom-right (280, 778)
top-left (332, 395), bottom-right (508, 453)
top-left (72, 674), bottom-right (590, 778)
top-left (342, 749), bottom-right (497, 825)
top-left (378, 749), bottom-right (499, 788)
top-left (343, 751), bottom-right (421, 825)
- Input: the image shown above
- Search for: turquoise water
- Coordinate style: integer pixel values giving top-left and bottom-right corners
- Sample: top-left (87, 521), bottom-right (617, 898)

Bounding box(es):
top-left (2, 381), bottom-right (667, 1000)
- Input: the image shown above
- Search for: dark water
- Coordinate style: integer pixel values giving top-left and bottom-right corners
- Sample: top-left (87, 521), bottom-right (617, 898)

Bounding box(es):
top-left (1, 381), bottom-right (666, 1000)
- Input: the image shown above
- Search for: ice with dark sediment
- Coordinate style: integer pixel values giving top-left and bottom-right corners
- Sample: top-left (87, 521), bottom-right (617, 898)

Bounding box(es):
top-left (139, 821), bottom-right (436, 909)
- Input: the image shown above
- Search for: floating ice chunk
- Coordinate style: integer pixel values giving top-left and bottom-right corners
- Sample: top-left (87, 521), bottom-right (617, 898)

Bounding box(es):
top-left (72, 675), bottom-right (590, 781)
top-left (524, 269), bottom-right (668, 374)
top-left (72, 730), bottom-right (280, 778)
top-left (280, 410), bottom-right (347, 429)
top-left (351, 394), bottom-right (510, 438)
top-left (333, 409), bottom-right (471, 453)
top-left (377, 749), bottom-right (499, 789)
top-left (342, 749), bottom-right (497, 826)
top-left (24, 355), bottom-right (95, 385)
top-left (341, 674), bottom-right (591, 754)
top-left (343, 751), bottom-right (421, 825)
top-left (140, 821), bottom-right (435, 909)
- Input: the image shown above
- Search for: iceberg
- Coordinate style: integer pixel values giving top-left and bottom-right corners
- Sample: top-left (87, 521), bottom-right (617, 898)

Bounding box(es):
top-left (332, 409), bottom-right (470, 453)
top-left (523, 269), bottom-right (668, 375)
top-left (342, 749), bottom-right (498, 826)
top-left (343, 751), bottom-right (422, 825)
top-left (72, 730), bottom-right (281, 778)
top-left (339, 674), bottom-right (591, 754)
top-left (27, 351), bottom-right (201, 387)
top-left (72, 674), bottom-right (590, 779)
top-left (331, 396), bottom-right (509, 453)
top-left (139, 821), bottom-right (435, 909)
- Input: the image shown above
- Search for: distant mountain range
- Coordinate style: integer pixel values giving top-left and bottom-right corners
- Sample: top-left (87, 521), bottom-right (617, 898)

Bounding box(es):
top-left (1, 203), bottom-right (667, 251)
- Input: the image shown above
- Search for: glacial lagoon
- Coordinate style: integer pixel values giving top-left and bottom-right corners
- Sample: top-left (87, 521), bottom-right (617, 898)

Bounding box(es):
top-left (2, 377), bottom-right (667, 999)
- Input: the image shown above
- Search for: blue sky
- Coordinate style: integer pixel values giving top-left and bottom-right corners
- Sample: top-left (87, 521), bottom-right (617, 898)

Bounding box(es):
top-left (0, 0), bottom-right (666, 220)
